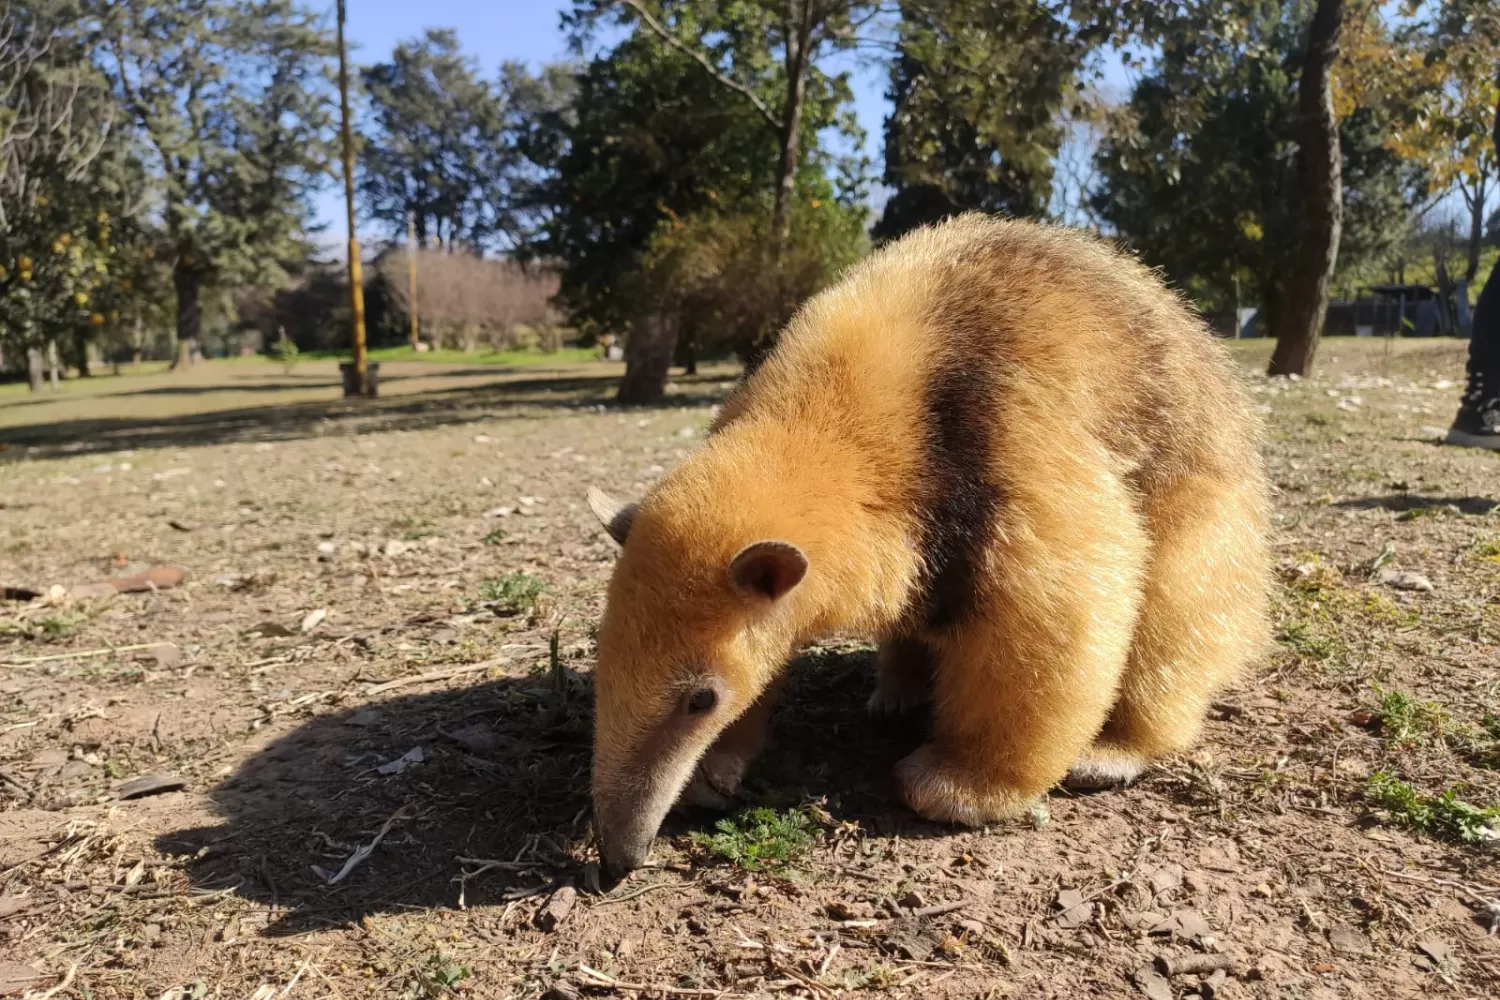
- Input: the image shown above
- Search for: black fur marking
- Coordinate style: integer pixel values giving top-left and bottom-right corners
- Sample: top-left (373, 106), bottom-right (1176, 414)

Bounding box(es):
top-left (910, 285), bottom-right (1005, 631)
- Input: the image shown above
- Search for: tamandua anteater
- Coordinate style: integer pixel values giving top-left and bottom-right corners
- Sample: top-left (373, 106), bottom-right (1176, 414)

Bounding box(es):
top-left (585, 213), bottom-right (1270, 874)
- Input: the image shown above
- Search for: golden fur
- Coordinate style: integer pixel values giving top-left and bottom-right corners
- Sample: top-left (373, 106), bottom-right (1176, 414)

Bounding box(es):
top-left (587, 214), bottom-right (1270, 873)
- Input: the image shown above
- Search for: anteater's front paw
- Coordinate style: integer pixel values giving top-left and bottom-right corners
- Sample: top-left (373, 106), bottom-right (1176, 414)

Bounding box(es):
top-left (678, 749), bottom-right (750, 811)
top-left (894, 744), bottom-right (1036, 826)
top-left (1062, 751), bottom-right (1145, 791)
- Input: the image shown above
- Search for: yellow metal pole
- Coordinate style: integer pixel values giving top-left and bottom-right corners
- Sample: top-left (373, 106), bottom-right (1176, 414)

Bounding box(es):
top-left (407, 210), bottom-right (419, 350)
top-left (336, 0), bottom-right (368, 395)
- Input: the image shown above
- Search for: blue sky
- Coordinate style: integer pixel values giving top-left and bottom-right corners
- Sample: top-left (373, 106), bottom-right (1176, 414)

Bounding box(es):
top-left (313, 0), bottom-right (893, 246)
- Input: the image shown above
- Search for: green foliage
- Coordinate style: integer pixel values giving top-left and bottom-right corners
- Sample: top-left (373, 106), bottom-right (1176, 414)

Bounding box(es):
top-left (359, 30), bottom-right (522, 251)
top-left (269, 336), bottom-right (299, 374)
top-left (1367, 771), bottom-right (1499, 845)
top-left (632, 198), bottom-right (867, 361)
top-left (478, 573), bottom-right (546, 614)
top-left (409, 953), bottom-right (470, 998)
top-left (875, 0), bottom-right (1085, 240)
top-left (540, 1), bottom-right (866, 336)
top-left (692, 806), bottom-right (815, 871)
top-left (95, 0), bottom-right (338, 347)
top-left (1092, 0), bottom-right (1423, 325)
top-left (481, 529), bottom-right (507, 546)
top-left (1373, 687), bottom-right (1451, 746)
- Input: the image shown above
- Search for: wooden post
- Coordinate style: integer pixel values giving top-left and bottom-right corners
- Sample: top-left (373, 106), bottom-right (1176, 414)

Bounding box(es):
top-left (336, 0), bottom-right (368, 395)
top-left (407, 210), bottom-right (419, 350)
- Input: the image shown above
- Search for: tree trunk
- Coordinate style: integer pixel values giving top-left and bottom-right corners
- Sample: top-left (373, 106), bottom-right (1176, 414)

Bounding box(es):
top-left (617, 314), bottom-right (678, 405)
top-left (46, 340), bottom-right (59, 389)
top-left (1463, 173), bottom-right (1487, 285)
top-left (770, 5), bottom-right (812, 248)
top-left (675, 334), bottom-right (698, 375)
top-left (26, 347), bottom-right (44, 392)
top-left (1268, 0), bottom-right (1345, 377)
top-left (171, 263), bottom-right (202, 370)
top-left (74, 327), bottom-right (91, 377)
top-left (1448, 83), bottom-right (1500, 443)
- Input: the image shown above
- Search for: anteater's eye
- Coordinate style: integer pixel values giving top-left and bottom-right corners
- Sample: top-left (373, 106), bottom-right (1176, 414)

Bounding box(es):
top-left (686, 688), bottom-right (717, 714)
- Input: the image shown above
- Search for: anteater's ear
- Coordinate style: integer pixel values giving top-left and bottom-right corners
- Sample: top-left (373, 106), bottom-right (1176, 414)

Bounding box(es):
top-left (728, 540), bottom-right (808, 601)
top-left (587, 486), bottom-right (638, 546)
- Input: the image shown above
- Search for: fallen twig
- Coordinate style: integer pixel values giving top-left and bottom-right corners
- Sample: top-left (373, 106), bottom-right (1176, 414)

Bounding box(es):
top-left (1368, 860), bottom-right (1499, 906)
top-left (909, 899), bottom-right (968, 920)
top-left (362, 657), bottom-right (507, 696)
top-left (576, 964), bottom-right (724, 997)
top-left (1156, 953), bottom-right (1238, 977)
top-left (5, 642), bottom-right (171, 666)
top-left (321, 809), bottom-right (405, 885)
top-left (29, 963), bottom-right (77, 1000)
top-left (591, 879), bottom-right (684, 907)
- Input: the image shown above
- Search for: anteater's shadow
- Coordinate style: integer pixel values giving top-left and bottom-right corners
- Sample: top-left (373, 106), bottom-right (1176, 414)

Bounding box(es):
top-left (156, 644), bottom-right (949, 933)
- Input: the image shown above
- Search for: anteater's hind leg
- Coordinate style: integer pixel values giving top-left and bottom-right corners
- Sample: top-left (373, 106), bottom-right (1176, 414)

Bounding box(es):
top-left (896, 458), bottom-right (1150, 824)
top-left (867, 637), bottom-right (936, 718)
top-left (1066, 473), bottom-right (1268, 790)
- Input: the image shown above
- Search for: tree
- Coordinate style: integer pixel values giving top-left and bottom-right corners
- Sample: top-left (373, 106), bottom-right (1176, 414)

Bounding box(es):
top-left (1373, 1), bottom-right (1500, 285)
top-left (873, 0), bottom-right (1085, 241)
top-left (1437, 0), bottom-right (1500, 444)
top-left (96, 0), bottom-right (335, 368)
top-left (0, 0), bottom-right (138, 390)
top-left (1267, 0), bottom-right (1345, 377)
top-left (535, 13), bottom-right (859, 332)
top-left (1093, 0), bottom-right (1420, 339)
top-left (573, 0), bottom-right (877, 246)
top-left (359, 30), bottom-right (514, 251)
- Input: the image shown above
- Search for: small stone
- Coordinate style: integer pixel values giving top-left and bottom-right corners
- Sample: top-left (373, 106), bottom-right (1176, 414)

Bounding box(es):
top-left (1148, 864), bottom-right (1184, 895)
top-left (899, 890), bottom-right (928, 910)
top-left (1201, 968), bottom-right (1228, 999)
top-left (1132, 964), bottom-right (1174, 1000)
top-left (1377, 569), bottom-right (1433, 593)
top-left (535, 886), bottom-right (577, 931)
top-left (116, 774), bottom-right (186, 800)
top-left (686, 917), bottom-right (709, 935)
top-left (1328, 922), bottom-right (1371, 954)
top-left (957, 919), bottom-right (987, 940)
top-left (1415, 938), bottom-right (1450, 966)
top-left (1054, 889), bottom-right (1095, 929)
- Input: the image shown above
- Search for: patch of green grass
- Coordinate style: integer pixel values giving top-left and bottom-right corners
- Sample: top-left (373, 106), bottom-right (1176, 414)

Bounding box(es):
top-left (1277, 619), bottom-right (1339, 662)
top-left (692, 806), bottom-right (815, 871)
top-left (843, 961), bottom-right (903, 990)
top-left (1482, 713), bottom-right (1500, 742)
top-left (1367, 771), bottom-right (1499, 845)
top-left (408, 953), bottom-right (470, 998)
top-left (1374, 687), bottom-right (1451, 747)
top-left (481, 528), bottom-right (506, 546)
top-left (478, 572), bottom-right (546, 614)
top-left (34, 614), bottom-right (82, 639)
top-left (1395, 506), bottom-right (1446, 522)
top-left (1471, 537), bottom-right (1500, 564)
top-left (302, 345), bottom-right (597, 366)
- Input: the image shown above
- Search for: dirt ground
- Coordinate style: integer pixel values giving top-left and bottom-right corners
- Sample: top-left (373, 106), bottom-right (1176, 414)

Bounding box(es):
top-left (1, 339), bottom-right (1497, 1000)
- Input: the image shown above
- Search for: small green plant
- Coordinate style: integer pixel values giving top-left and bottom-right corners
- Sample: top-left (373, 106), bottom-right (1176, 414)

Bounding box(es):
top-left (1482, 713), bottom-right (1500, 742)
top-left (481, 528), bottom-right (506, 546)
top-left (409, 953), bottom-right (470, 998)
top-left (478, 572), bottom-right (546, 614)
top-left (269, 336), bottom-right (299, 374)
top-left (1374, 687), bottom-right (1451, 747)
top-left (1395, 506), bottom-right (1444, 522)
top-left (1472, 537), bottom-right (1500, 564)
top-left (843, 961), bottom-right (903, 990)
top-left (1367, 772), bottom-right (1499, 845)
top-left (35, 614), bottom-right (81, 639)
top-left (1277, 619), bottom-right (1337, 662)
top-left (693, 806), bottom-right (814, 871)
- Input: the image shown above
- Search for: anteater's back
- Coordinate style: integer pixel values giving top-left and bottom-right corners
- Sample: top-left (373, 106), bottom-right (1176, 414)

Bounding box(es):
top-left (718, 213), bottom-right (1264, 523)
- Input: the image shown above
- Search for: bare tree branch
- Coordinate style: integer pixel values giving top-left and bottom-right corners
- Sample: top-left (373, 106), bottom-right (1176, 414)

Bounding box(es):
top-left (614, 0), bottom-right (780, 132)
